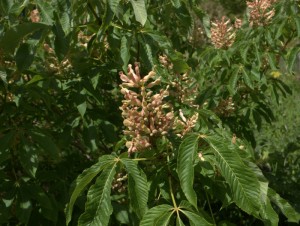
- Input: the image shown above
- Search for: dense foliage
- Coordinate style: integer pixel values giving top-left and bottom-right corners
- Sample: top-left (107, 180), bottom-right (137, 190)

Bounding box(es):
top-left (0, 0), bottom-right (300, 225)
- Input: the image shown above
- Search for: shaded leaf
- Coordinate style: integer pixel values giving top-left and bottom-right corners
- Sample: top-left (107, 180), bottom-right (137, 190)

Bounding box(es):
top-left (29, 130), bottom-right (59, 159)
top-left (15, 43), bottom-right (34, 71)
top-left (0, 23), bottom-right (49, 53)
top-left (0, 131), bottom-right (15, 164)
top-left (268, 188), bottom-right (300, 223)
top-left (19, 138), bottom-right (38, 178)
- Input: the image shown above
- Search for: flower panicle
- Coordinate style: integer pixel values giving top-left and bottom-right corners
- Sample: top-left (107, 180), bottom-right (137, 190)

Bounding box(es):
top-left (119, 63), bottom-right (174, 155)
top-left (210, 16), bottom-right (237, 49)
top-left (247, 0), bottom-right (277, 26)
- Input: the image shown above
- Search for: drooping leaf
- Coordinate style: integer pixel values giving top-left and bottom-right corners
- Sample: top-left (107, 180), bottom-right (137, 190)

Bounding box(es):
top-left (176, 215), bottom-right (185, 226)
top-left (180, 210), bottom-right (214, 226)
top-left (177, 133), bottom-right (199, 209)
top-left (9, 0), bottom-right (29, 16)
top-left (171, 0), bottom-right (181, 8)
top-left (37, 1), bottom-right (54, 25)
top-left (121, 158), bottom-right (148, 219)
top-left (19, 138), bottom-right (38, 178)
top-left (66, 155), bottom-right (115, 225)
top-left (29, 130), bottom-right (59, 159)
top-left (120, 36), bottom-right (130, 71)
top-left (0, 23), bottom-right (49, 53)
top-left (0, 130), bottom-right (15, 164)
top-left (140, 204), bottom-right (173, 226)
top-left (227, 65), bottom-right (240, 95)
top-left (241, 67), bottom-right (254, 89)
top-left (294, 16), bottom-right (300, 37)
top-left (0, 200), bottom-right (10, 223)
top-left (108, 0), bottom-right (121, 13)
top-left (129, 0), bottom-right (147, 26)
top-left (78, 163), bottom-right (117, 226)
top-left (268, 188), bottom-right (300, 223)
top-left (287, 46), bottom-right (300, 73)
top-left (15, 43), bottom-right (34, 72)
top-left (16, 188), bottom-right (33, 225)
top-left (202, 135), bottom-right (262, 216)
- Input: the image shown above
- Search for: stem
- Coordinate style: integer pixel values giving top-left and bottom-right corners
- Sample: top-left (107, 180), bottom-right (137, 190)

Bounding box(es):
top-left (205, 189), bottom-right (216, 225)
top-left (167, 155), bottom-right (178, 209)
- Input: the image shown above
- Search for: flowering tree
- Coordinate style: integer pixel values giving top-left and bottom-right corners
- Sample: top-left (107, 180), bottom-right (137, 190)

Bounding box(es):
top-left (0, 0), bottom-right (300, 225)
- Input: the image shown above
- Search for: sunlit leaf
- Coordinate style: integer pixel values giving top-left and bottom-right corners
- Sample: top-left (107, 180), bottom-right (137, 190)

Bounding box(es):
top-left (177, 133), bottom-right (199, 209)
top-left (66, 155), bottom-right (115, 225)
top-left (78, 163), bottom-right (117, 226)
top-left (129, 0), bottom-right (147, 26)
top-left (121, 158), bottom-right (148, 219)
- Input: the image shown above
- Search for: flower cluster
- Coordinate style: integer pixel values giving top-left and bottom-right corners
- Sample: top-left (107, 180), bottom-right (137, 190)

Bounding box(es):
top-left (173, 110), bottom-right (199, 138)
top-left (30, 9), bottom-right (40, 23)
top-left (210, 16), bottom-right (236, 49)
top-left (247, 0), bottom-right (276, 26)
top-left (119, 63), bottom-right (174, 154)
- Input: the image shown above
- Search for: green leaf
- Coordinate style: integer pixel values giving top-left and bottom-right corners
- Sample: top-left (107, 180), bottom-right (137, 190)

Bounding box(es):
top-left (241, 67), bottom-right (254, 89)
top-left (266, 52), bottom-right (277, 70)
top-left (171, 0), bottom-right (181, 8)
top-left (37, 1), bottom-right (54, 25)
top-left (19, 138), bottom-right (38, 178)
top-left (0, 23), bottom-right (49, 53)
top-left (140, 204), bottom-right (173, 226)
top-left (227, 65), bottom-right (240, 95)
top-left (0, 70), bottom-right (8, 86)
top-left (29, 130), bottom-right (59, 159)
top-left (268, 188), bottom-right (300, 223)
top-left (129, 0), bottom-right (147, 26)
top-left (16, 188), bottom-right (33, 224)
top-left (202, 135), bottom-right (262, 216)
top-left (169, 51), bottom-right (190, 74)
top-left (9, 0), bottom-right (29, 16)
top-left (181, 210), bottom-right (214, 226)
top-left (121, 158), bottom-right (148, 219)
top-left (66, 155), bottom-right (115, 225)
top-left (0, 200), bottom-right (10, 223)
top-left (176, 215), bottom-right (185, 226)
top-left (78, 163), bottom-right (117, 226)
top-left (294, 16), bottom-right (300, 37)
top-left (177, 133), bottom-right (199, 209)
top-left (53, 12), bottom-right (69, 61)
top-left (77, 101), bottom-right (87, 118)
top-left (108, 0), bottom-right (121, 13)
top-left (0, 131), bottom-right (15, 164)
top-left (287, 46), bottom-right (300, 73)
top-left (15, 43), bottom-right (34, 72)
top-left (120, 36), bottom-right (130, 72)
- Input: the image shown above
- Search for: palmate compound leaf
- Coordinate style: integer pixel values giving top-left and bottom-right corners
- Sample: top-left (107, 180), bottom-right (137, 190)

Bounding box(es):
top-left (268, 188), bottom-right (300, 223)
top-left (177, 133), bottom-right (199, 209)
top-left (202, 135), bottom-right (263, 216)
top-left (78, 163), bottom-right (117, 226)
top-left (140, 204), bottom-right (173, 226)
top-left (120, 158), bottom-right (149, 219)
top-left (66, 155), bottom-right (115, 225)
